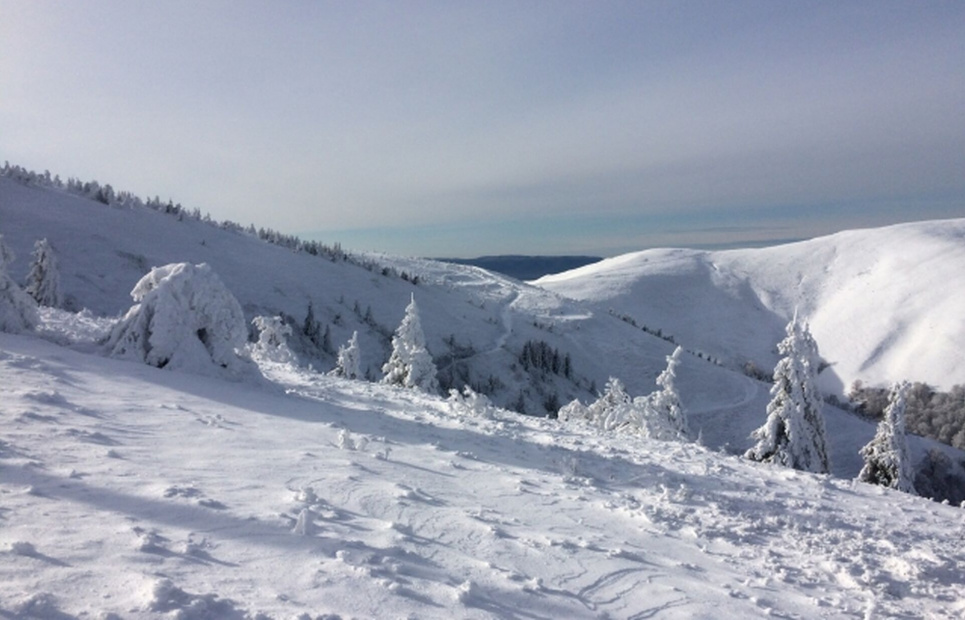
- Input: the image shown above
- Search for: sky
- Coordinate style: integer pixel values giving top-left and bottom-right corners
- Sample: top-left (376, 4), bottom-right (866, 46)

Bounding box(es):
top-left (1, 1), bottom-right (963, 258)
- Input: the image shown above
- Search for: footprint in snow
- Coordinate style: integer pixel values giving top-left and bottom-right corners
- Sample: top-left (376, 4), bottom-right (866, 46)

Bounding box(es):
top-left (163, 485), bottom-right (228, 510)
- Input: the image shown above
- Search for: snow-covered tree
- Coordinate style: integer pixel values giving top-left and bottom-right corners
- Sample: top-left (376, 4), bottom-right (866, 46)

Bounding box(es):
top-left (106, 262), bottom-right (248, 375)
top-left (303, 301), bottom-right (321, 346)
top-left (639, 346), bottom-right (690, 441)
top-left (250, 315), bottom-right (297, 364)
top-left (0, 234), bottom-right (38, 333)
top-left (24, 238), bottom-right (63, 308)
top-left (745, 316), bottom-right (830, 473)
top-left (557, 399), bottom-right (590, 424)
top-left (560, 377), bottom-right (634, 431)
top-left (0, 233), bottom-right (15, 268)
top-left (448, 385), bottom-right (497, 418)
top-left (331, 331), bottom-right (361, 380)
top-left (858, 381), bottom-right (915, 493)
top-left (382, 295), bottom-right (439, 393)
top-left (586, 377), bottom-right (633, 430)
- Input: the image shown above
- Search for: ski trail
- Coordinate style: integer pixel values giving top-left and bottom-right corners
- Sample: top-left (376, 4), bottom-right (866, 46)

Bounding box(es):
top-left (687, 374), bottom-right (760, 415)
top-left (493, 291), bottom-right (517, 351)
top-left (479, 290), bottom-right (518, 356)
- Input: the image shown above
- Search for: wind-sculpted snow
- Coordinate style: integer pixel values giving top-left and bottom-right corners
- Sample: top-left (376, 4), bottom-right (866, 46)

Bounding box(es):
top-left (2, 332), bottom-right (963, 618)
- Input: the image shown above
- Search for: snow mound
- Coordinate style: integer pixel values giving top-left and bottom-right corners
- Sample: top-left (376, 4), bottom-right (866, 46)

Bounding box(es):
top-left (106, 262), bottom-right (249, 376)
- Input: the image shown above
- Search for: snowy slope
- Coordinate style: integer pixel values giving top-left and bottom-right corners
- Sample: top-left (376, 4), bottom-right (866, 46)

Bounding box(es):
top-left (3, 331), bottom-right (964, 619)
top-left (3, 173), bottom-right (962, 477)
top-left (536, 221), bottom-right (965, 394)
top-left (0, 174), bottom-right (760, 450)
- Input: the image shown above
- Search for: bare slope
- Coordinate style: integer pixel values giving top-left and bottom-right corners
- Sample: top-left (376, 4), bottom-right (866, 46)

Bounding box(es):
top-left (537, 220), bottom-right (965, 394)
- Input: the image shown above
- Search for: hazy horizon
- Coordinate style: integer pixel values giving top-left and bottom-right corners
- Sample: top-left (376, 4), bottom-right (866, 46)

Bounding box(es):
top-left (2, 0), bottom-right (963, 258)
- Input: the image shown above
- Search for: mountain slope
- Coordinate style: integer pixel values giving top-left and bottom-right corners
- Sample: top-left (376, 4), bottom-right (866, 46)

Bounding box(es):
top-left (0, 173), bottom-right (758, 450)
top-left (1, 171), bottom-right (961, 482)
top-left (536, 220), bottom-right (965, 394)
top-left (2, 331), bottom-right (964, 619)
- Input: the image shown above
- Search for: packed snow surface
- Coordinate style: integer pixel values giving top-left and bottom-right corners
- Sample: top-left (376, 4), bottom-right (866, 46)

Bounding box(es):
top-left (537, 220), bottom-right (965, 393)
top-left (2, 331), bottom-right (964, 619)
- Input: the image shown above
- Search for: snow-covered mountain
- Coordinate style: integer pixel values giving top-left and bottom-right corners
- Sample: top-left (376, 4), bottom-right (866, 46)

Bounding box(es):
top-left (1, 168), bottom-right (964, 617)
top-left (536, 220), bottom-right (965, 395)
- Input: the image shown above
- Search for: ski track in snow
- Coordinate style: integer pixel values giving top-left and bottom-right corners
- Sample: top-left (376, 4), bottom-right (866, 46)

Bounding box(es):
top-left (2, 334), bottom-right (963, 619)
top-left (491, 291), bottom-right (517, 353)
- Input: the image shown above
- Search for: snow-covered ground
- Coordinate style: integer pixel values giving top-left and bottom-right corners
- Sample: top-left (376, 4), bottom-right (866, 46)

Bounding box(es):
top-left (3, 331), bottom-right (964, 619)
top-left (2, 169), bottom-right (965, 617)
top-left (536, 220), bottom-right (965, 395)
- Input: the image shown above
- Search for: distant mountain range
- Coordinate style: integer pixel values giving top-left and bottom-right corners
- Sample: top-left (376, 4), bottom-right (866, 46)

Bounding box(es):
top-left (435, 255), bottom-right (602, 281)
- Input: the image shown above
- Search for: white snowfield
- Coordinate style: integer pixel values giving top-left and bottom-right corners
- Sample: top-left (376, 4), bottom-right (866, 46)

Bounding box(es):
top-left (536, 219), bottom-right (965, 395)
top-left (2, 331), bottom-right (963, 619)
top-left (1, 172), bottom-right (965, 617)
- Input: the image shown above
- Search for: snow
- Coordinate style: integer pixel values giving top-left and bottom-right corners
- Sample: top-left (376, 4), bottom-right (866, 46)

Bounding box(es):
top-left (2, 170), bottom-right (965, 617)
top-left (106, 262), bottom-right (251, 377)
top-left (536, 220), bottom-right (965, 393)
top-left (3, 331), bottom-right (964, 619)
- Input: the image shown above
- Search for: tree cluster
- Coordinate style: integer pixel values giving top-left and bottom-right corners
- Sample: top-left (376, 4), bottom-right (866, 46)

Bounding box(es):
top-left (850, 381), bottom-right (965, 450)
top-left (519, 340), bottom-right (571, 378)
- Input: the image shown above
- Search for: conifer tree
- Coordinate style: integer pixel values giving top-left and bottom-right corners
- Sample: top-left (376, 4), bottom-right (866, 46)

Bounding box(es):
top-left (581, 377), bottom-right (633, 430)
top-left (303, 302), bottom-right (321, 345)
top-left (381, 295), bottom-right (439, 393)
top-left (0, 234), bottom-right (38, 333)
top-left (250, 315), bottom-right (297, 364)
top-left (25, 238), bottom-right (63, 308)
top-left (858, 381), bottom-right (915, 493)
top-left (331, 331), bottom-right (362, 380)
top-left (745, 316), bottom-right (830, 473)
top-left (642, 346), bottom-right (690, 441)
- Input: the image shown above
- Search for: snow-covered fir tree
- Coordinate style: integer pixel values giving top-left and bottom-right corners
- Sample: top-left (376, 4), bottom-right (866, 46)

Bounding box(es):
top-left (745, 315), bottom-right (830, 473)
top-left (250, 315), bottom-right (297, 364)
top-left (448, 385), bottom-right (497, 418)
top-left (567, 377), bottom-right (633, 431)
top-left (303, 301), bottom-right (321, 346)
top-left (381, 295), bottom-right (439, 393)
top-left (857, 381), bottom-right (915, 493)
top-left (106, 262), bottom-right (249, 375)
top-left (331, 331), bottom-right (361, 380)
top-left (0, 234), bottom-right (38, 333)
top-left (0, 233), bottom-right (14, 269)
top-left (640, 346), bottom-right (690, 441)
top-left (24, 238), bottom-right (63, 308)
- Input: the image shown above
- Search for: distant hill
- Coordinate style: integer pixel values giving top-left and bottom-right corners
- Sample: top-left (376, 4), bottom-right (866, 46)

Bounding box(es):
top-left (537, 220), bottom-right (965, 394)
top-left (436, 255), bottom-right (602, 281)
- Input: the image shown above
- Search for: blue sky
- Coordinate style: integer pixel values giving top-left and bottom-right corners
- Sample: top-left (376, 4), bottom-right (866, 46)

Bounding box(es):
top-left (1, 1), bottom-right (963, 257)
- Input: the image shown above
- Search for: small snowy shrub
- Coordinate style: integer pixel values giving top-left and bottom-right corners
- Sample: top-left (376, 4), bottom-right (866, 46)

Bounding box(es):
top-left (557, 399), bottom-right (589, 423)
top-left (106, 262), bottom-right (248, 375)
top-left (250, 315), bottom-right (297, 364)
top-left (586, 377), bottom-right (634, 431)
top-left (0, 235), bottom-right (38, 333)
top-left (330, 330), bottom-right (362, 379)
top-left (448, 385), bottom-right (497, 418)
top-left (637, 346), bottom-right (690, 441)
